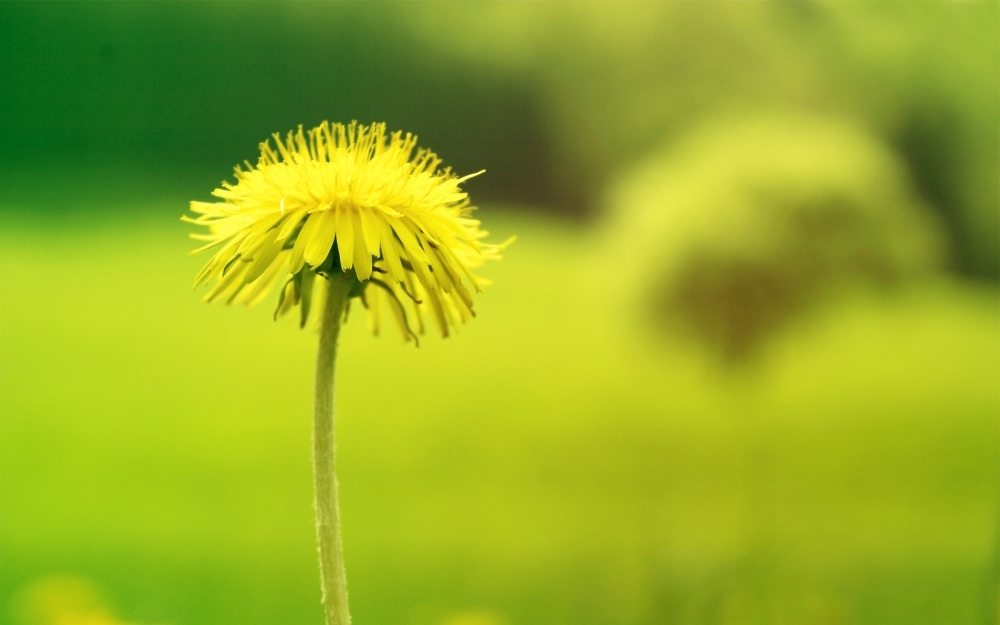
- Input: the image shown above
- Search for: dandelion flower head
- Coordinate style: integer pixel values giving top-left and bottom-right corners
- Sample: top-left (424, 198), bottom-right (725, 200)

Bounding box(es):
top-left (186, 121), bottom-right (510, 341)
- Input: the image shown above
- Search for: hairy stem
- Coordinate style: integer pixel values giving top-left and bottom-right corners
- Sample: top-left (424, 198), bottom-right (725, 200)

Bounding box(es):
top-left (313, 276), bottom-right (352, 625)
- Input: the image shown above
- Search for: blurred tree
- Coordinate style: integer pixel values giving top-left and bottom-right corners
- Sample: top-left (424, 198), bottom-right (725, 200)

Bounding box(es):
top-left (602, 114), bottom-right (943, 360)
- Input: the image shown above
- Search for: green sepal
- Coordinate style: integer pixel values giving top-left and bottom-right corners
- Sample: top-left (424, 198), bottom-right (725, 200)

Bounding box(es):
top-left (299, 270), bottom-right (315, 328)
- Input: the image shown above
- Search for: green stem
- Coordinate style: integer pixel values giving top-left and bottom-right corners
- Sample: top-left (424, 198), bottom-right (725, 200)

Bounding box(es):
top-left (313, 275), bottom-right (352, 625)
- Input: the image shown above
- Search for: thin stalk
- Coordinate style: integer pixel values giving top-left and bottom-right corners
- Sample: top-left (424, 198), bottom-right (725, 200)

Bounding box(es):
top-left (313, 276), bottom-right (352, 625)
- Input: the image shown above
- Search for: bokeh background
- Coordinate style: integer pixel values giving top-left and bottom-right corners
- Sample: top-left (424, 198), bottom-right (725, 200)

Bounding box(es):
top-left (1, 3), bottom-right (997, 625)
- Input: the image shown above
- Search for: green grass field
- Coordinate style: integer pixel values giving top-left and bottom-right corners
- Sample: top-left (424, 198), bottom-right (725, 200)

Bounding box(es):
top-left (1, 206), bottom-right (997, 625)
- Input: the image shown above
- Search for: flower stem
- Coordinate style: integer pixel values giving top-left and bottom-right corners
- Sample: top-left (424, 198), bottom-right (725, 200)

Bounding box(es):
top-left (313, 276), bottom-right (352, 625)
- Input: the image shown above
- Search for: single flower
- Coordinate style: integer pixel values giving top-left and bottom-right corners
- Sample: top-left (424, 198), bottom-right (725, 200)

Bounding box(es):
top-left (184, 121), bottom-right (510, 625)
top-left (185, 121), bottom-right (510, 340)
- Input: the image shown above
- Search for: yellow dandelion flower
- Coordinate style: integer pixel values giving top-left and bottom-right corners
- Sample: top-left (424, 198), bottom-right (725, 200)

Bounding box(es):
top-left (185, 121), bottom-right (511, 625)
top-left (185, 121), bottom-right (510, 340)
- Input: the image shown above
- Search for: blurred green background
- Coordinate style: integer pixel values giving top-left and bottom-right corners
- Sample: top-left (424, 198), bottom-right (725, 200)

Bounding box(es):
top-left (1, 3), bottom-right (997, 625)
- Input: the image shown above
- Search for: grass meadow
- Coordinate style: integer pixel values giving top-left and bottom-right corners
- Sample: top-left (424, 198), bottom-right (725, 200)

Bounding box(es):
top-left (1, 203), bottom-right (996, 625)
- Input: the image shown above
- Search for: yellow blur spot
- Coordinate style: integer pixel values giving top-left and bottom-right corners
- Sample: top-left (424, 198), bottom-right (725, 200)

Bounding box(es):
top-left (441, 611), bottom-right (505, 625)
top-left (12, 577), bottom-right (136, 625)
